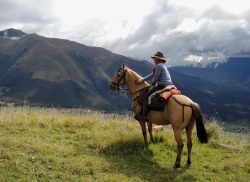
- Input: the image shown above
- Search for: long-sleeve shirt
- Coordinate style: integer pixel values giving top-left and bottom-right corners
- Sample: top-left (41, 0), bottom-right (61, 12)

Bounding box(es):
top-left (143, 63), bottom-right (172, 85)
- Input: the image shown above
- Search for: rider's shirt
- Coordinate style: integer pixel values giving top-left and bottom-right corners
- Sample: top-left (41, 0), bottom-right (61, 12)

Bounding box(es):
top-left (143, 63), bottom-right (172, 85)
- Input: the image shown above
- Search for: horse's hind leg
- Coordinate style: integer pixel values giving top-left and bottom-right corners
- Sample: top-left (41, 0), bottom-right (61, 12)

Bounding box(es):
top-left (185, 119), bottom-right (195, 167)
top-left (139, 121), bottom-right (148, 147)
top-left (173, 129), bottom-right (184, 168)
top-left (147, 122), bottom-right (155, 144)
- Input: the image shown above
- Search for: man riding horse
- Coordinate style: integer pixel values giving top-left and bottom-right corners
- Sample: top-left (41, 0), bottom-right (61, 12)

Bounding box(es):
top-left (109, 60), bottom-right (208, 168)
top-left (134, 51), bottom-right (173, 121)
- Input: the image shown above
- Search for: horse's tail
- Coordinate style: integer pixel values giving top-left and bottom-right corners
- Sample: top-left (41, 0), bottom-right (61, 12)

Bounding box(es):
top-left (190, 102), bottom-right (208, 143)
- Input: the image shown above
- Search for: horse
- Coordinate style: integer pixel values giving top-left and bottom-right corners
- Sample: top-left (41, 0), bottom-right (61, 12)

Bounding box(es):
top-left (109, 64), bottom-right (208, 168)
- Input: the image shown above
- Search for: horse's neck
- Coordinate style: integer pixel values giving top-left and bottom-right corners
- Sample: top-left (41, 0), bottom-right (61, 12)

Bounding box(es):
top-left (126, 69), bottom-right (148, 98)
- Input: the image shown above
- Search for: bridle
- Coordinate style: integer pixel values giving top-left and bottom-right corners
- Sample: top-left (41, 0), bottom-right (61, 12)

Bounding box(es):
top-left (110, 66), bottom-right (149, 108)
top-left (110, 68), bottom-right (127, 90)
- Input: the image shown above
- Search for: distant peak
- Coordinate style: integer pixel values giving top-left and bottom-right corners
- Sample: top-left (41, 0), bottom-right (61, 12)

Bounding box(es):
top-left (0, 28), bottom-right (27, 40)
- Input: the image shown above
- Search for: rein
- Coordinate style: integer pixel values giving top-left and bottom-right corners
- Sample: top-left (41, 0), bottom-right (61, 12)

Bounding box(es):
top-left (110, 68), bottom-right (127, 92)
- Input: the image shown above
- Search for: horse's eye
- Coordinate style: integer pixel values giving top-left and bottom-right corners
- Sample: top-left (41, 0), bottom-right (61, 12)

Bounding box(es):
top-left (117, 71), bottom-right (123, 76)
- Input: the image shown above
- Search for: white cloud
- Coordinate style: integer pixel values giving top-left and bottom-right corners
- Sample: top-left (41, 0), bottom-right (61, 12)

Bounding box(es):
top-left (170, 0), bottom-right (250, 15)
top-left (99, 0), bottom-right (250, 66)
top-left (184, 55), bottom-right (203, 63)
top-left (0, 0), bottom-right (250, 66)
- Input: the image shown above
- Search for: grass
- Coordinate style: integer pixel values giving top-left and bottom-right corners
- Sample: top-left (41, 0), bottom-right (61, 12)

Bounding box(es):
top-left (0, 107), bottom-right (249, 181)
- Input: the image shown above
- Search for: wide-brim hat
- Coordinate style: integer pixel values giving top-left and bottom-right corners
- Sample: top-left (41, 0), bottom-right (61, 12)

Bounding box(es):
top-left (151, 51), bottom-right (166, 61)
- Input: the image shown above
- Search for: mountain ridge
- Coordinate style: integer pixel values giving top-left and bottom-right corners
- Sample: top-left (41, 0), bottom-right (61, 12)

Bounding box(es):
top-left (0, 29), bottom-right (151, 111)
top-left (0, 28), bottom-right (27, 39)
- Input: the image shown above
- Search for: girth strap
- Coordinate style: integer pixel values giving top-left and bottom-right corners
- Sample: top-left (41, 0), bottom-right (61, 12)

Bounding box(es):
top-left (171, 96), bottom-right (191, 122)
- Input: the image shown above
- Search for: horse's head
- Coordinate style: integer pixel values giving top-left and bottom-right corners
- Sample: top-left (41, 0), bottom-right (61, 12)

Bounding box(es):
top-left (109, 64), bottom-right (128, 90)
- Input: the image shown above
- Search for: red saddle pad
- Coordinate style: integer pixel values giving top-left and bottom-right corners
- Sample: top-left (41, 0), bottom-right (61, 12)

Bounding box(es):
top-left (160, 89), bottom-right (181, 101)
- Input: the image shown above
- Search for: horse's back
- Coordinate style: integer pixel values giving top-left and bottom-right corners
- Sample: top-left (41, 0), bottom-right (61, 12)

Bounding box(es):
top-left (171, 94), bottom-right (194, 105)
top-left (148, 94), bottom-right (194, 127)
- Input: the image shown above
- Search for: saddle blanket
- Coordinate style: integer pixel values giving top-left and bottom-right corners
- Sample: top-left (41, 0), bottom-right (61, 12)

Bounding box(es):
top-left (148, 85), bottom-right (181, 105)
top-left (160, 89), bottom-right (181, 101)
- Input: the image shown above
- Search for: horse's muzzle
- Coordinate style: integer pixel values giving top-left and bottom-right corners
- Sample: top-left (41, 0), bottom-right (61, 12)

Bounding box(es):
top-left (109, 83), bottom-right (117, 90)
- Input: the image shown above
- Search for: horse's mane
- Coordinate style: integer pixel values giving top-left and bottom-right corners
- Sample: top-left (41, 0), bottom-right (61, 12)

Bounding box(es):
top-left (128, 68), bottom-right (143, 79)
top-left (127, 68), bottom-right (149, 87)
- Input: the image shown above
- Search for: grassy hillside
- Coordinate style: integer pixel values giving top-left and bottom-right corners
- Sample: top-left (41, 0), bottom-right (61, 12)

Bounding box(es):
top-left (0, 107), bottom-right (249, 181)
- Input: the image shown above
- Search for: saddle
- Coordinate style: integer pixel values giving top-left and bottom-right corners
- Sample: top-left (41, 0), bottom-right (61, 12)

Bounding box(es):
top-left (148, 85), bottom-right (181, 111)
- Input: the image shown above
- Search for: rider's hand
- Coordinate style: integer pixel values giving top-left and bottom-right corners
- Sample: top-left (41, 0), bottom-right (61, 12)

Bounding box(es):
top-left (135, 79), bottom-right (144, 84)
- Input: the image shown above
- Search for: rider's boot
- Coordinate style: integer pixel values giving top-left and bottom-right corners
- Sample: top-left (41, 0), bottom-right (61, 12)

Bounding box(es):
top-left (134, 101), bottom-right (148, 122)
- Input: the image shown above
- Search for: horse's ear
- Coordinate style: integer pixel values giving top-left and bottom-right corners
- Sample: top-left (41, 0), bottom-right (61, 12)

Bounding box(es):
top-left (122, 64), bottom-right (128, 69)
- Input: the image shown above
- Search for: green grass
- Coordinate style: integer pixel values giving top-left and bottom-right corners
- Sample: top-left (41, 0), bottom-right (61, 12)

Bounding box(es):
top-left (0, 107), bottom-right (249, 181)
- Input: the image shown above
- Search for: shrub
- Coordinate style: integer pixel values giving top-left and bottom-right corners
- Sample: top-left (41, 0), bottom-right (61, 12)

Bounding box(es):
top-left (205, 118), bottom-right (222, 140)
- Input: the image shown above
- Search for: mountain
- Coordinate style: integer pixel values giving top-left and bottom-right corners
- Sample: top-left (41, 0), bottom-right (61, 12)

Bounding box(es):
top-left (173, 58), bottom-right (250, 90)
top-left (0, 29), bottom-right (151, 111)
top-left (0, 28), bottom-right (27, 39)
top-left (0, 28), bottom-right (249, 122)
top-left (172, 58), bottom-right (250, 121)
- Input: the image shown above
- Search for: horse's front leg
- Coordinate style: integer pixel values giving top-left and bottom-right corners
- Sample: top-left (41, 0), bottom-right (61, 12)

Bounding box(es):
top-left (147, 122), bottom-right (155, 144)
top-left (139, 121), bottom-right (148, 147)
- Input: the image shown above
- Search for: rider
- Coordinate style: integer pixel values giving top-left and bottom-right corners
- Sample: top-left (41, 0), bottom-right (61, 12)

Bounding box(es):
top-left (135, 51), bottom-right (173, 121)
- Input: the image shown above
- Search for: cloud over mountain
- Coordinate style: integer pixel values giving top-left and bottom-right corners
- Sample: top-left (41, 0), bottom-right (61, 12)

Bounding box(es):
top-left (0, 0), bottom-right (250, 66)
top-left (105, 1), bottom-right (250, 66)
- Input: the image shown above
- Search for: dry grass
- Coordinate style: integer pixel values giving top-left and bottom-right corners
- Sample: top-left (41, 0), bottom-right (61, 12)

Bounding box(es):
top-left (0, 107), bottom-right (249, 181)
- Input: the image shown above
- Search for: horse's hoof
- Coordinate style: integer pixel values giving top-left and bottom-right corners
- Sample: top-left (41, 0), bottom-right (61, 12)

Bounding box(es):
top-left (186, 160), bottom-right (191, 167)
top-left (174, 163), bottom-right (181, 168)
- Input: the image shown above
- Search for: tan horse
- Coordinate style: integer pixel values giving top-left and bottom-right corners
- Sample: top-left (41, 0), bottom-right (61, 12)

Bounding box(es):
top-left (110, 64), bottom-right (208, 168)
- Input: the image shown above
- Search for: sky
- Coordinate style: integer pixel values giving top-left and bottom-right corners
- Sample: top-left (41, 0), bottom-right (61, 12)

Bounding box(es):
top-left (1, 0), bottom-right (250, 66)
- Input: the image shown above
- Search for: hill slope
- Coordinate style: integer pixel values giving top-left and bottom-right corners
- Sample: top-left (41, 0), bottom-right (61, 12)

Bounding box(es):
top-left (0, 107), bottom-right (249, 181)
top-left (0, 30), bottom-right (151, 110)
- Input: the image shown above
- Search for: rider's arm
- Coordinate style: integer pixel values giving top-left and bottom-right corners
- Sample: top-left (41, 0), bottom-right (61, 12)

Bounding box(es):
top-left (152, 65), bottom-right (162, 84)
top-left (143, 72), bottom-right (154, 81)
